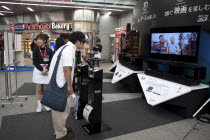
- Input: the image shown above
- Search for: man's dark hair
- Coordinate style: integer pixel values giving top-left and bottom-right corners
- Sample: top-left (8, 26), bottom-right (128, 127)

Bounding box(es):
top-left (69, 31), bottom-right (85, 44)
top-left (159, 35), bottom-right (163, 38)
top-left (60, 33), bottom-right (70, 40)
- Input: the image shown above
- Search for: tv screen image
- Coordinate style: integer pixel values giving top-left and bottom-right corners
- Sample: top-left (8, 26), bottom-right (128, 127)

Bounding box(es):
top-left (151, 32), bottom-right (198, 56)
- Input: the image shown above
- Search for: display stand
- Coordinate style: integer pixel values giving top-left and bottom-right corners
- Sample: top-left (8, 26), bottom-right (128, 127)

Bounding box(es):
top-left (108, 60), bottom-right (121, 72)
top-left (138, 73), bottom-right (209, 118)
top-left (112, 64), bottom-right (143, 84)
top-left (1, 32), bottom-right (27, 107)
top-left (72, 64), bottom-right (89, 120)
top-left (144, 58), bottom-right (206, 86)
top-left (81, 59), bottom-right (111, 135)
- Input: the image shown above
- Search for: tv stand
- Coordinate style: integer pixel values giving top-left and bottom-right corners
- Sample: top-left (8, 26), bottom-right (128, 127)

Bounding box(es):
top-left (145, 59), bottom-right (206, 86)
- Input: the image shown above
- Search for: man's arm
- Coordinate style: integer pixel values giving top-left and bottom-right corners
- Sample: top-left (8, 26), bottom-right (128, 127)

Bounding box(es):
top-left (63, 66), bottom-right (73, 95)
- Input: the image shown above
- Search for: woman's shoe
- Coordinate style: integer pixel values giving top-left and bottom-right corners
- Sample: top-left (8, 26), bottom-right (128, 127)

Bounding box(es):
top-left (36, 105), bottom-right (42, 112)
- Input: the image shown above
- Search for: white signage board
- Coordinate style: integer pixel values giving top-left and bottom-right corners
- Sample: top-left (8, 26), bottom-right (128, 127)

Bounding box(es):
top-left (4, 32), bottom-right (14, 66)
top-left (14, 34), bottom-right (22, 51)
top-left (108, 60), bottom-right (121, 72)
top-left (138, 73), bottom-right (192, 106)
top-left (112, 65), bottom-right (133, 84)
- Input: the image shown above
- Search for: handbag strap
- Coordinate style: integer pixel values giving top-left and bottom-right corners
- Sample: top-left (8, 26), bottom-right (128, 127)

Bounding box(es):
top-left (50, 45), bottom-right (68, 82)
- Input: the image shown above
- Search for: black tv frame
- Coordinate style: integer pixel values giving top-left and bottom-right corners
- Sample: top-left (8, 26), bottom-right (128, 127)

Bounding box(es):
top-left (149, 26), bottom-right (201, 64)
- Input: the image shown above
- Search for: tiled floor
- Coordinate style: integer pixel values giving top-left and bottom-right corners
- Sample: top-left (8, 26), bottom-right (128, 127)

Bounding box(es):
top-left (0, 61), bottom-right (210, 140)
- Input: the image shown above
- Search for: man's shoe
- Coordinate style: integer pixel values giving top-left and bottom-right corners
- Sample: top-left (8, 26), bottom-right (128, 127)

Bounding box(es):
top-left (67, 127), bottom-right (73, 132)
top-left (58, 131), bottom-right (75, 140)
top-left (44, 105), bottom-right (51, 111)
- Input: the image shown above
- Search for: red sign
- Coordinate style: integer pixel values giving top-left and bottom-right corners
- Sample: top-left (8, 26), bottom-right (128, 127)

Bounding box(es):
top-left (115, 30), bottom-right (125, 36)
top-left (44, 0), bottom-right (71, 2)
top-left (24, 24), bottom-right (51, 30)
top-left (9, 24), bottom-right (14, 32)
top-left (114, 30), bottom-right (125, 61)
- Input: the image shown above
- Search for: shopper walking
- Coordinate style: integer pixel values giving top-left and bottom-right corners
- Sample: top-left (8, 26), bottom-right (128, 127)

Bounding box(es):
top-left (47, 31), bottom-right (85, 140)
top-left (93, 38), bottom-right (102, 58)
top-left (30, 38), bottom-right (38, 59)
top-left (93, 38), bottom-right (103, 67)
top-left (32, 34), bottom-right (53, 112)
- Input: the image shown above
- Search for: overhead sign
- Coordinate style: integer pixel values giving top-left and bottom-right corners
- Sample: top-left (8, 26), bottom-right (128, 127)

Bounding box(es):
top-left (24, 23), bottom-right (51, 30)
top-left (23, 22), bottom-right (72, 31)
top-left (44, 0), bottom-right (71, 1)
top-left (51, 22), bottom-right (72, 30)
top-left (14, 24), bottom-right (25, 31)
top-left (9, 24), bottom-right (14, 32)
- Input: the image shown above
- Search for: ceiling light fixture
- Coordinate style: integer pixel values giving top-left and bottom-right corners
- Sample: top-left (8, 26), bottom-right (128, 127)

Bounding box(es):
top-left (77, 7), bottom-right (123, 11)
top-left (102, 8), bottom-right (123, 11)
top-left (0, 11), bottom-right (14, 13)
top-left (27, 7), bottom-right (34, 12)
top-left (1, 6), bottom-right (11, 10)
top-left (105, 12), bottom-right (112, 16)
top-left (0, 13), bottom-right (4, 16)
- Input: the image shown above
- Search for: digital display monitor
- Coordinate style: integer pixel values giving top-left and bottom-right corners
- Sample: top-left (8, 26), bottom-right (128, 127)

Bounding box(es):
top-left (149, 26), bottom-right (200, 63)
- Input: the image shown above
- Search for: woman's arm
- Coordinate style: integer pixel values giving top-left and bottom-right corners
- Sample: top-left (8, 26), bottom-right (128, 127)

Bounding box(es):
top-left (33, 47), bottom-right (43, 71)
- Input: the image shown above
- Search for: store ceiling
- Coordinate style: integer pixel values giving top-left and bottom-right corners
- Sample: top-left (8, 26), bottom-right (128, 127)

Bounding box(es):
top-left (0, 0), bottom-right (137, 18)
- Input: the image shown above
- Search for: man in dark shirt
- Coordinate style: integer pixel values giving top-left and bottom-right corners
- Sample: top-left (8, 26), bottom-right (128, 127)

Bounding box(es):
top-left (0, 33), bottom-right (4, 70)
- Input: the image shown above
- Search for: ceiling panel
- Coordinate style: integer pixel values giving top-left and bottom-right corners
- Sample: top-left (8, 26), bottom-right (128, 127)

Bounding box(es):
top-left (0, 0), bottom-right (135, 23)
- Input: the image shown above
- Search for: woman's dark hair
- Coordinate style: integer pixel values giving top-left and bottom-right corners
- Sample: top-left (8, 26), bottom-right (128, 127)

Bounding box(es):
top-left (55, 37), bottom-right (65, 52)
top-left (43, 34), bottom-right (49, 41)
top-left (60, 33), bottom-right (70, 40)
top-left (36, 34), bottom-right (49, 42)
top-left (69, 31), bottom-right (85, 44)
top-left (97, 38), bottom-right (101, 43)
top-left (30, 38), bottom-right (37, 51)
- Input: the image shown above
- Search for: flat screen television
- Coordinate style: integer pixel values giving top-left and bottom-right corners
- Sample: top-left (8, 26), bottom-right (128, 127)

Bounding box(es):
top-left (149, 26), bottom-right (201, 63)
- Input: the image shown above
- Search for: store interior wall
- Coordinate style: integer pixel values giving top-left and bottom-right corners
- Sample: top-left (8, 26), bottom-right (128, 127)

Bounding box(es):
top-left (119, 12), bottom-right (133, 30)
top-left (133, 0), bottom-right (210, 95)
top-left (98, 15), bottom-right (119, 62)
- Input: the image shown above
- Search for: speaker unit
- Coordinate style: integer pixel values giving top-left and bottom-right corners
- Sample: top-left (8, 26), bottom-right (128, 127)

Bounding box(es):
top-left (126, 23), bottom-right (131, 32)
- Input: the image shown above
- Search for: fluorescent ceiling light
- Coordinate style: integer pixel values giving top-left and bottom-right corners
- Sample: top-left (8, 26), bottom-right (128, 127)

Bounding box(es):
top-left (0, 2), bottom-right (75, 8)
top-left (27, 7), bottom-right (34, 12)
top-left (78, 7), bottom-right (123, 11)
top-left (102, 8), bottom-right (123, 11)
top-left (0, 13), bottom-right (4, 16)
top-left (0, 11), bottom-right (14, 13)
top-left (1, 6), bottom-right (11, 10)
top-left (105, 12), bottom-right (112, 16)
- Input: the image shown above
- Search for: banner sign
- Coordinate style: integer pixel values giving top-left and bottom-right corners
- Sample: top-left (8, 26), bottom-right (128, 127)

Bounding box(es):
top-left (9, 24), bottom-right (14, 32)
top-left (23, 22), bottom-right (72, 31)
top-left (14, 24), bottom-right (25, 31)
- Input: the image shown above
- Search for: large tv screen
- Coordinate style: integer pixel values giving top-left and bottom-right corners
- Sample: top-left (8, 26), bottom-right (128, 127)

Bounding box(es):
top-left (149, 26), bottom-right (200, 63)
